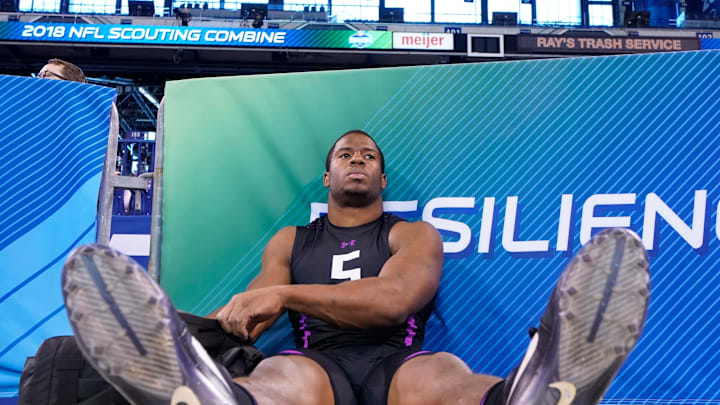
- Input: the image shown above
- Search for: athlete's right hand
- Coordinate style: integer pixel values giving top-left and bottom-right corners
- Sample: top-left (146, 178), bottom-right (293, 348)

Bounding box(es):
top-left (215, 286), bottom-right (286, 341)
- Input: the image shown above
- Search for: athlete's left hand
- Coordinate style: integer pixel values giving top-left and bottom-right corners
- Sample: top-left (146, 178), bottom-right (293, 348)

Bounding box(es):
top-left (215, 286), bottom-right (286, 340)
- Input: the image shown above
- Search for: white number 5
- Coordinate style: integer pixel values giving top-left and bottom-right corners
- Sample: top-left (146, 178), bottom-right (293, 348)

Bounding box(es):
top-left (331, 250), bottom-right (361, 281)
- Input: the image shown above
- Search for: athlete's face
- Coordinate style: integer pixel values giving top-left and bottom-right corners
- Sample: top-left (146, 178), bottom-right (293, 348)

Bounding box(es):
top-left (323, 132), bottom-right (386, 207)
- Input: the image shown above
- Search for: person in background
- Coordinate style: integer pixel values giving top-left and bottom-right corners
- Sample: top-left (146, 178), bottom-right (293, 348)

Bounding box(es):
top-left (37, 58), bottom-right (87, 83)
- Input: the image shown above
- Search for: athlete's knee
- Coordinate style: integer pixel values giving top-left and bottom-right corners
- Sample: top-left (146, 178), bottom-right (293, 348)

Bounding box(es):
top-left (390, 353), bottom-right (450, 403)
top-left (424, 352), bottom-right (473, 372)
top-left (389, 352), bottom-right (484, 405)
top-left (402, 352), bottom-right (473, 378)
top-left (246, 355), bottom-right (333, 405)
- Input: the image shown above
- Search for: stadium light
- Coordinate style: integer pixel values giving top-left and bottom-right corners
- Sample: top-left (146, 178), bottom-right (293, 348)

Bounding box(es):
top-left (138, 86), bottom-right (160, 108)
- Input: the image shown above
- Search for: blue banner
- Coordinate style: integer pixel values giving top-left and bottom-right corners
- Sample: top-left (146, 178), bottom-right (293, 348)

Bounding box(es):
top-left (702, 38), bottom-right (720, 49)
top-left (0, 75), bottom-right (116, 397)
top-left (0, 22), bottom-right (392, 49)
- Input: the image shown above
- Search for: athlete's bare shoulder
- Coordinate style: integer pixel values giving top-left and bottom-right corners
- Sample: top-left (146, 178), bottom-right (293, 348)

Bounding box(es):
top-left (388, 220), bottom-right (442, 257)
top-left (263, 226), bottom-right (297, 259)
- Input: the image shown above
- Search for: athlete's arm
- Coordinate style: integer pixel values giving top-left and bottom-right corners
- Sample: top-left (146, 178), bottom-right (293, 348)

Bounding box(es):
top-left (219, 221), bottom-right (443, 339)
top-left (211, 226), bottom-right (294, 341)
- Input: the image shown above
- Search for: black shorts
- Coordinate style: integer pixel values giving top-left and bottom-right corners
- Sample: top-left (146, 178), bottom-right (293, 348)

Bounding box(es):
top-left (277, 347), bottom-right (433, 405)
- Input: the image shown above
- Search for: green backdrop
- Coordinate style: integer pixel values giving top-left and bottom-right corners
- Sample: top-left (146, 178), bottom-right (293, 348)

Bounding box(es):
top-left (162, 67), bottom-right (416, 313)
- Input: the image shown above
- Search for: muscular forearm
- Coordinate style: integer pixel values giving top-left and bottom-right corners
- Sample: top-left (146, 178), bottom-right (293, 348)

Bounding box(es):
top-left (277, 277), bottom-right (419, 330)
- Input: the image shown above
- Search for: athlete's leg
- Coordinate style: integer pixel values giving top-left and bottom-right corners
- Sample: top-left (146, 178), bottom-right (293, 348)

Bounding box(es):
top-left (234, 355), bottom-right (334, 405)
top-left (501, 228), bottom-right (650, 405)
top-left (62, 244), bottom-right (335, 405)
top-left (388, 352), bottom-right (500, 405)
top-left (63, 244), bottom-right (241, 404)
top-left (391, 228), bottom-right (650, 405)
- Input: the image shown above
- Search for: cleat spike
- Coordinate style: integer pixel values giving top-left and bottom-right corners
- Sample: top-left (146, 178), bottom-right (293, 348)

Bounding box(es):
top-left (625, 335), bottom-right (638, 350)
top-left (97, 359), bottom-right (112, 373)
top-left (71, 311), bottom-right (84, 322)
top-left (110, 363), bottom-right (125, 376)
top-left (582, 254), bottom-right (592, 262)
top-left (64, 281), bottom-right (78, 293)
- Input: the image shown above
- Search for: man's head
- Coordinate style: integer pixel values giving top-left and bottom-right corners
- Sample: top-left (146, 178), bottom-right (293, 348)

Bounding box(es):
top-left (325, 130), bottom-right (385, 173)
top-left (323, 130), bottom-right (387, 208)
top-left (37, 59), bottom-right (87, 83)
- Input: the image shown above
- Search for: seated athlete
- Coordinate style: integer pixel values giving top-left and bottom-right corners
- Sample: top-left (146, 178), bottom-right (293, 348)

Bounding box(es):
top-left (61, 130), bottom-right (650, 405)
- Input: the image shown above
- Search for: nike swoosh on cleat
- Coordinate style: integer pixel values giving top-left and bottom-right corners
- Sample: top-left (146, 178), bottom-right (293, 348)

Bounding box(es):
top-left (171, 386), bottom-right (201, 405)
top-left (549, 381), bottom-right (577, 405)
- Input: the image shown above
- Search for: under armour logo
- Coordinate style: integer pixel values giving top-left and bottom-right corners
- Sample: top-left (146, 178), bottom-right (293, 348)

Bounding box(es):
top-left (405, 315), bottom-right (418, 347)
top-left (340, 240), bottom-right (356, 248)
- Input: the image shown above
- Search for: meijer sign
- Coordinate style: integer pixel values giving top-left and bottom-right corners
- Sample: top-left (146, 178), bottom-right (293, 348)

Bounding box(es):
top-left (393, 32), bottom-right (454, 50)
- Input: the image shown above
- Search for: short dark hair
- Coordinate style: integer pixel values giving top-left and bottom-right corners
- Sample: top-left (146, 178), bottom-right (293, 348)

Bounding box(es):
top-left (48, 58), bottom-right (87, 83)
top-left (325, 130), bottom-right (385, 173)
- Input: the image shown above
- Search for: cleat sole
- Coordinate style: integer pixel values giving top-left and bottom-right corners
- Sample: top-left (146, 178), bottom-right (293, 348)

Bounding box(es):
top-left (62, 244), bottom-right (183, 402)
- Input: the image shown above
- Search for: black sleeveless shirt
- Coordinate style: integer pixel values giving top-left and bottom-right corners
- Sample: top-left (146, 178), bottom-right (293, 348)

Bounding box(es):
top-left (288, 213), bottom-right (435, 352)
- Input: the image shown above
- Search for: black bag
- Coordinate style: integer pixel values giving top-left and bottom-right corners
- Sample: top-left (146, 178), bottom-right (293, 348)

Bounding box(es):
top-left (17, 312), bottom-right (264, 405)
top-left (178, 311), bottom-right (265, 378)
top-left (17, 336), bottom-right (128, 405)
